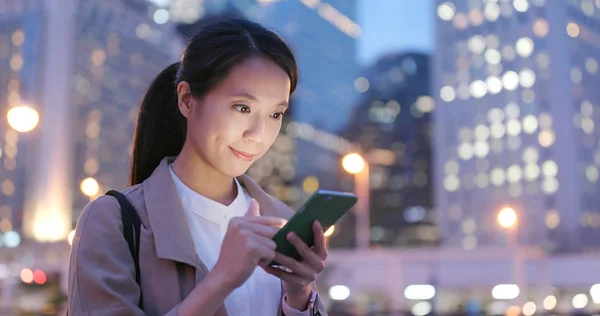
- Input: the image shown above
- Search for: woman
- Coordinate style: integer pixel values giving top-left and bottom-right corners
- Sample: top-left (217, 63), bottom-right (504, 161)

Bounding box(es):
top-left (68, 18), bottom-right (328, 316)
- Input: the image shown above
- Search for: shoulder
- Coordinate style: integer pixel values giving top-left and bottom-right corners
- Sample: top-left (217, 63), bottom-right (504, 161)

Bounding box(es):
top-left (74, 184), bottom-right (145, 240)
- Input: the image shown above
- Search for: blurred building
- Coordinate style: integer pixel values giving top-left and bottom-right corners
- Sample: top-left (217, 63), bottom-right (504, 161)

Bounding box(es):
top-left (333, 52), bottom-right (437, 248)
top-left (166, 0), bottom-right (361, 207)
top-left (433, 0), bottom-right (600, 252)
top-left (0, 0), bottom-right (180, 242)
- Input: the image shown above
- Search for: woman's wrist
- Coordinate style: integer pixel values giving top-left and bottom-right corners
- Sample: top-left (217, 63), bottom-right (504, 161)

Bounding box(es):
top-left (284, 285), bottom-right (313, 311)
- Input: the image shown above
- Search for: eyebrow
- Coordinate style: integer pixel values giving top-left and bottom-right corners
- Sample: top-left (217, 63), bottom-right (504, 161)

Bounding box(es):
top-left (230, 93), bottom-right (289, 108)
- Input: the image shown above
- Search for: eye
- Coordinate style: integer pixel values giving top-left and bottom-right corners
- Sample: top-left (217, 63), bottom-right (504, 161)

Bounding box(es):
top-left (271, 112), bottom-right (285, 120)
top-left (233, 104), bottom-right (251, 113)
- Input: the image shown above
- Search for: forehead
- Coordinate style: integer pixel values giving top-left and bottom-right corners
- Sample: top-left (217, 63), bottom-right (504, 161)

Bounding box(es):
top-left (213, 55), bottom-right (291, 101)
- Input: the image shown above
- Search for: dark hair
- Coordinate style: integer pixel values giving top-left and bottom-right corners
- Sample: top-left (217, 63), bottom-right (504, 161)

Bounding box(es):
top-left (129, 18), bottom-right (298, 186)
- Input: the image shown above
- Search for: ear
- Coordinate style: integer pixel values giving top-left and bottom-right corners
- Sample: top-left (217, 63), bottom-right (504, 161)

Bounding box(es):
top-left (177, 81), bottom-right (194, 119)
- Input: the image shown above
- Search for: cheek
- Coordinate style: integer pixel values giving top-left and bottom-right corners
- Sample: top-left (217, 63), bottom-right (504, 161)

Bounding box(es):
top-left (264, 122), bottom-right (282, 147)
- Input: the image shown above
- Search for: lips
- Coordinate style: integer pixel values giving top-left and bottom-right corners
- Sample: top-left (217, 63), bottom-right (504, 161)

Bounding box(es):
top-left (229, 147), bottom-right (256, 162)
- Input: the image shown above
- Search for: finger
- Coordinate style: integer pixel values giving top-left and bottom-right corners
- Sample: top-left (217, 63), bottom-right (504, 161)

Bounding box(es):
top-left (241, 222), bottom-right (280, 239)
top-left (244, 216), bottom-right (287, 228)
top-left (287, 232), bottom-right (325, 271)
top-left (312, 221), bottom-right (328, 259)
top-left (245, 199), bottom-right (260, 217)
top-left (262, 265), bottom-right (307, 286)
top-left (271, 252), bottom-right (318, 281)
top-left (250, 240), bottom-right (277, 264)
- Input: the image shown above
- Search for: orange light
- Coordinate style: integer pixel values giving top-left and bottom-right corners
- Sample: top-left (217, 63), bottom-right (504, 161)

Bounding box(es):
top-left (20, 268), bottom-right (33, 283)
top-left (342, 153), bottom-right (366, 174)
top-left (33, 270), bottom-right (46, 285)
top-left (498, 207), bottom-right (518, 229)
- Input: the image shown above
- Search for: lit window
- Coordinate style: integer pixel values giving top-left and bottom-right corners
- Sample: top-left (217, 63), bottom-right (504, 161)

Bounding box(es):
top-left (468, 35), bottom-right (486, 54)
top-left (536, 52), bottom-right (550, 69)
top-left (502, 71), bottom-right (520, 90)
top-left (475, 125), bottom-right (490, 141)
top-left (485, 49), bottom-right (502, 65)
top-left (582, 0), bottom-right (595, 17)
top-left (453, 13), bottom-right (469, 30)
top-left (539, 112), bottom-right (552, 129)
top-left (440, 86), bottom-right (456, 102)
top-left (506, 119), bottom-right (522, 136)
top-left (586, 58), bottom-right (598, 74)
top-left (11, 30), bottom-right (25, 46)
top-left (469, 9), bottom-right (484, 26)
top-left (522, 115), bottom-right (539, 134)
top-left (474, 141), bottom-right (490, 158)
top-left (524, 163), bottom-right (541, 181)
top-left (490, 168), bottom-right (506, 186)
top-left (519, 69), bottom-right (536, 88)
top-left (354, 77), bottom-right (369, 92)
top-left (567, 22), bottom-right (580, 38)
top-left (490, 123), bottom-right (506, 139)
top-left (542, 160), bottom-right (558, 177)
top-left (542, 177), bottom-right (559, 194)
top-left (486, 76), bottom-right (503, 94)
top-left (522, 147), bottom-right (539, 163)
top-left (586, 165), bottom-right (599, 182)
top-left (438, 2), bottom-right (456, 21)
top-left (444, 175), bottom-right (461, 192)
top-left (470, 80), bottom-right (488, 98)
top-left (462, 235), bottom-right (477, 250)
top-left (538, 130), bottom-right (555, 147)
top-left (509, 183), bottom-right (522, 197)
top-left (516, 37), bottom-right (534, 58)
top-left (484, 2), bottom-right (501, 21)
top-left (505, 102), bottom-right (520, 119)
top-left (582, 118), bottom-right (595, 134)
top-left (533, 19), bottom-right (549, 37)
top-left (445, 160), bottom-right (460, 175)
top-left (475, 173), bottom-right (489, 188)
top-left (545, 210), bottom-right (560, 229)
top-left (502, 45), bottom-right (517, 61)
top-left (458, 143), bottom-right (474, 160)
top-left (571, 68), bottom-right (583, 83)
top-left (513, 0), bottom-right (529, 12)
top-left (488, 108), bottom-right (505, 123)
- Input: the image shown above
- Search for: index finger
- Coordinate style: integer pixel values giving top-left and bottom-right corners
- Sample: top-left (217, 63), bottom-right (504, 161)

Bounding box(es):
top-left (244, 216), bottom-right (288, 228)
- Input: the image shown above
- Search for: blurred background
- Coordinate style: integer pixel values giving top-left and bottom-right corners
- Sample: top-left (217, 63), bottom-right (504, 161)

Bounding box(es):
top-left (0, 0), bottom-right (600, 315)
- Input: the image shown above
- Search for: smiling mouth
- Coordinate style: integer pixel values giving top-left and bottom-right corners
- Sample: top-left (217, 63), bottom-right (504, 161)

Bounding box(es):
top-left (229, 147), bottom-right (256, 162)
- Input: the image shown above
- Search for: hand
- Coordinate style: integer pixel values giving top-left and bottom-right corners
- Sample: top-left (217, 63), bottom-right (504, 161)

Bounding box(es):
top-left (212, 199), bottom-right (287, 291)
top-left (263, 221), bottom-right (328, 296)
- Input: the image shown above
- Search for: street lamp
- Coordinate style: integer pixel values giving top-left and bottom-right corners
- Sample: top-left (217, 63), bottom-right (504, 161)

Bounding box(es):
top-left (498, 207), bottom-right (517, 229)
top-left (497, 206), bottom-right (524, 307)
top-left (342, 153), bottom-right (370, 249)
top-left (7, 105), bottom-right (39, 132)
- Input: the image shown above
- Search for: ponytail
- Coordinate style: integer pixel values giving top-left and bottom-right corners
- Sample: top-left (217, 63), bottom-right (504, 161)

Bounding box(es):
top-left (129, 62), bottom-right (186, 186)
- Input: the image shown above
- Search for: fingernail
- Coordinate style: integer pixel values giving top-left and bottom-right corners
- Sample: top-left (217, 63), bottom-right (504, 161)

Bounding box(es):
top-left (287, 232), bottom-right (294, 240)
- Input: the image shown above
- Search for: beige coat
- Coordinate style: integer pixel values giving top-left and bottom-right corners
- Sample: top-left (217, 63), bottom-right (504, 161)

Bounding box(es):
top-left (68, 157), bottom-right (327, 315)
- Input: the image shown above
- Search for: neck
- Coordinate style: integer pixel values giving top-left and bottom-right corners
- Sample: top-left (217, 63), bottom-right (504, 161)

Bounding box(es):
top-left (171, 144), bottom-right (237, 205)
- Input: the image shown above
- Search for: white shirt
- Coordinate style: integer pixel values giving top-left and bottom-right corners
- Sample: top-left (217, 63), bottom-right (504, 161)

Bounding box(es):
top-left (168, 165), bottom-right (282, 316)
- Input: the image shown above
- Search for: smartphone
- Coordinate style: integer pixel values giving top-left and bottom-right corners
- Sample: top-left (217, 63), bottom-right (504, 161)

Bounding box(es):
top-left (269, 190), bottom-right (358, 267)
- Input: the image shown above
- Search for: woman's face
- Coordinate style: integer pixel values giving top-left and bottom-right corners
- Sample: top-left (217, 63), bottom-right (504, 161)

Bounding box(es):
top-left (178, 55), bottom-right (291, 177)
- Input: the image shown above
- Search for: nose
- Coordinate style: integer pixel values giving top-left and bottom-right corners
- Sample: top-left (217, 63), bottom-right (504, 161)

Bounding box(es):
top-left (243, 115), bottom-right (266, 144)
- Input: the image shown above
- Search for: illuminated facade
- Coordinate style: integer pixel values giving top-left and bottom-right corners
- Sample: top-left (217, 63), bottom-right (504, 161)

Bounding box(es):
top-left (0, 0), bottom-right (180, 242)
top-left (333, 52), bottom-right (436, 248)
top-left (0, 0), bottom-right (45, 244)
top-left (433, 0), bottom-right (600, 252)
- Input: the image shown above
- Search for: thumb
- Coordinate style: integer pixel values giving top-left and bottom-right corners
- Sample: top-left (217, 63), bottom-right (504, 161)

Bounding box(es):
top-left (245, 199), bottom-right (260, 217)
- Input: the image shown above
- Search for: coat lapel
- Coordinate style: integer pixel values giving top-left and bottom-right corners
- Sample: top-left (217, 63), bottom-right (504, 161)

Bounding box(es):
top-left (143, 157), bottom-right (197, 267)
top-left (143, 158), bottom-right (294, 315)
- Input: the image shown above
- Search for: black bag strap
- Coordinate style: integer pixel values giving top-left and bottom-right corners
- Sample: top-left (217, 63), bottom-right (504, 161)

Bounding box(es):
top-left (105, 190), bottom-right (143, 309)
